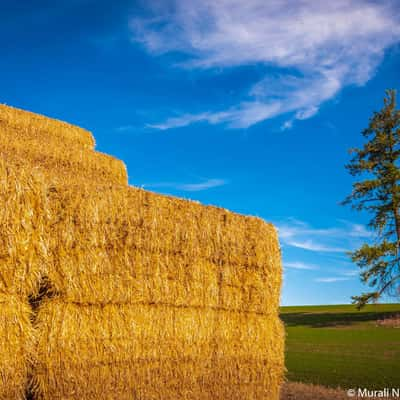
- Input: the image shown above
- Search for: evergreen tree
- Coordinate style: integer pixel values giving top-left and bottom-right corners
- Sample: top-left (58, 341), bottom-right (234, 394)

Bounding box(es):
top-left (343, 90), bottom-right (400, 308)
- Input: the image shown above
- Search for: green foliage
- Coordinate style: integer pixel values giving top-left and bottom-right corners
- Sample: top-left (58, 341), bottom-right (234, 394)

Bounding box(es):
top-left (343, 90), bottom-right (400, 308)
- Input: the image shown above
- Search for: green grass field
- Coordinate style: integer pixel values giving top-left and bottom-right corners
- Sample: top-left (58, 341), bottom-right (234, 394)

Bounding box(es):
top-left (280, 304), bottom-right (400, 390)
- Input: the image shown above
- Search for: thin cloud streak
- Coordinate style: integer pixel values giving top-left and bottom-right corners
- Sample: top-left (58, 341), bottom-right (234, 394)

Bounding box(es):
top-left (132, 0), bottom-right (400, 129)
top-left (146, 103), bottom-right (282, 130)
top-left (285, 262), bottom-right (319, 271)
top-left (341, 270), bottom-right (360, 277)
top-left (178, 179), bottom-right (226, 191)
top-left (285, 240), bottom-right (347, 253)
top-left (315, 277), bottom-right (352, 283)
top-left (143, 178), bottom-right (227, 192)
top-left (277, 219), bottom-right (372, 254)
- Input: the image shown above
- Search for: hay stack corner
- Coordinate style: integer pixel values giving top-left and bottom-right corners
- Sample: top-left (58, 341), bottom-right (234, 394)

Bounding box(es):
top-left (0, 104), bottom-right (284, 400)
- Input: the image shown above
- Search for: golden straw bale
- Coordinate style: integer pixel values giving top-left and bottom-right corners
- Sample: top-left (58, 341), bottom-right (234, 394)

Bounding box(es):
top-left (33, 300), bottom-right (213, 399)
top-left (0, 162), bottom-right (49, 297)
top-left (210, 312), bottom-right (285, 395)
top-left (0, 294), bottom-right (35, 400)
top-left (0, 127), bottom-right (128, 186)
top-left (33, 300), bottom-right (283, 400)
top-left (43, 184), bottom-right (281, 310)
top-left (0, 104), bottom-right (94, 149)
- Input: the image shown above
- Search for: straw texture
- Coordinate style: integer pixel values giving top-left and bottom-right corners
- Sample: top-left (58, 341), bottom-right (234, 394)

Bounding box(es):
top-left (0, 104), bottom-right (127, 186)
top-left (0, 162), bottom-right (45, 399)
top-left (44, 184), bottom-right (282, 309)
top-left (0, 104), bottom-right (284, 400)
top-left (0, 162), bottom-right (48, 297)
top-left (32, 300), bottom-right (284, 400)
top-left (0, 294), bottom-right (35, 400)
top-left (0, 104), bottom-right (94, 148)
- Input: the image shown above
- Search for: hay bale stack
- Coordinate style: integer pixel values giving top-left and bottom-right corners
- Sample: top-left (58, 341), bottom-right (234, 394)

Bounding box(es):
top-left (31, 184), bottom-right (284, 400)
top-left (0, 104), bottom-right (127, 186)
top-left (0, 162), bottom-right (47, 400)
top-left (0, 106), bottom-right (285, 400)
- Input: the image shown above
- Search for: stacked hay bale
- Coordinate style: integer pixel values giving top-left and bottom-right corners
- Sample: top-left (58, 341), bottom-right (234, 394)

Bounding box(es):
top-left (33, 186), bottom-right (284, 400)
top-left (0, 104), bottom-right (127, 186)
top-left (0, 163), bottom-right (47, 400)
top-left (0, 104), bottom-right (284, 400)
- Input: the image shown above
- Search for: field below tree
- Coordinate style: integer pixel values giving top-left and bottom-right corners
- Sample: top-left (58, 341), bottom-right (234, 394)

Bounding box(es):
top-left (280, 304), bottom-right (400, 392)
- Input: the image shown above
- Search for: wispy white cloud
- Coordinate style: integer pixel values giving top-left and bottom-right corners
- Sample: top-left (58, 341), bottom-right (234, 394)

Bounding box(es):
top-left (146, 111), bottom-right (231, 130)
top-left (131, 0), bottom-right (400, 129)
top-left (312, 266), bottom-right (359, 284)
top-left (315, 277), bottom-right (352, 283)
top-left (341, 269), bottom-right (360, 277)
top-left (285, 261), bottom-right (319, 271)
top-left (178, 178), bottom-right (226, 191)
top-left (146, 103), bottom-right (282, 129)
top-left (143, 178), bottom-right (226, 192)
top-left (285, 240), bottom-right (347, 253)
top-left (277, 219), bottom-right (372, 254)
top-left (339, 220), bottom-right (372, 238)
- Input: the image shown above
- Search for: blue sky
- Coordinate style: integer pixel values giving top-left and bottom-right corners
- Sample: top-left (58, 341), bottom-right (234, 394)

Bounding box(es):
top-left (2, 0), bottom-right (400, 305)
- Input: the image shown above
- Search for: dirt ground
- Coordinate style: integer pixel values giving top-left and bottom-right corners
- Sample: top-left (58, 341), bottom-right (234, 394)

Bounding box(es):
top-left (281, 382), bottom-right (382, 400)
